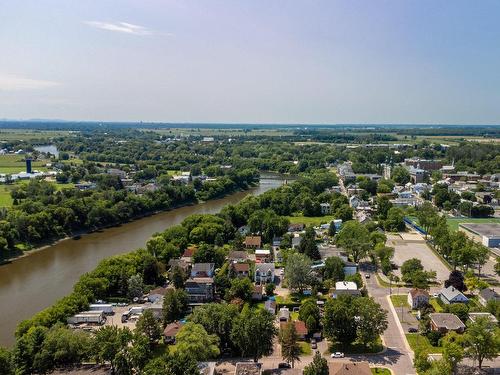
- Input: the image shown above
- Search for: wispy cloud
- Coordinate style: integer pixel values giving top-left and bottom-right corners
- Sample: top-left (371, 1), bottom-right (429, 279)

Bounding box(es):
top-left (85, 21), bottom-right (153, 36)
top-left (0, 74), bottom-right (60, 91)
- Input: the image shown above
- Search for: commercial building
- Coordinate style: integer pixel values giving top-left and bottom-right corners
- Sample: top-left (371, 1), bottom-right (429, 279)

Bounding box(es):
top-left (459, 223), bottom-right (500, 248)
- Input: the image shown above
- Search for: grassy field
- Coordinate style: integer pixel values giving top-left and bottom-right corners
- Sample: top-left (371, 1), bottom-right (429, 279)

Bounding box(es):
top-left (328, 337), bottom-right (383, 354)
top-left (286, 215), bottom-right (336, 226)
top-left (390, 294), bottom-right (409, 308)
top-left (446, 217), bottom-right (500, 231)
top-left (0, 129), bottom-right (73, 141)
top-left (0, 155), bottom-right (48, 174)
top-left (406, 333), bottom-right (443, 354)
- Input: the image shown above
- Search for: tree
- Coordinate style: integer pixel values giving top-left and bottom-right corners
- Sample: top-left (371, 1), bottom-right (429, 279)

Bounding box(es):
top-left (495, 257), bottom-right (500, 277)
top-left (163, 289), bottom-right (188, 325)
top-left (127, 274), bottom-right (144, 300)
top-left (0, 347), bottom-right (14, 375)
top-left (135, 310), bottom-right (162, 348)
top-left (299, 299), bottom-right (320, 332)
top-left (170, 265), bottom-right (186, 289)
top-left (226, 277), bottom-right (253, 302)
top-left (93, 326), bottom-right (132, 372)
top-left (445, 270), bottom-right (467, 292)
top-left (442, 332), bottom-right (464, 375)
top-left (323, 256), bottom-right (344, 282)
top-left (334, 204), bottom-right (353, 223)
top-left (463, 316), bottom-right (500, 369)
top-left (376, 196), bottom-right (393, 220)
top-left (401, 258), bottom-right (423, 283)
top-left (353, 297), bottom-right (388, 345)
top-left (328, 221), bottom-right (336, 237)
top-left (143, 353), bottom-right (199, 375)
top-left (392, 166), bottom-right (411, 184)
top-left (335, 221), bottom-right (372, 262)
top-left (265, 283), bottom-right (275, 296)
top-left (414, 349), bottom-right (431, 373)
top-left (285, 253), bottom-right (313, 292)
top-left (279, 322), bottom-right (301, 368)
top-left (298, 226), bottom-right (320, 260)
top-left (384, 207), bottom-right (405, 232)
top-left (416, 202), bottom-right (438, 238)
top-left (304, 351), bottom-right (328, 375)
top-left (231, 306), bottom-right (277, 362)
top-left (322, 295), bottom-right (357, 348)
top-left (175, 322), bottom-right (220, 361)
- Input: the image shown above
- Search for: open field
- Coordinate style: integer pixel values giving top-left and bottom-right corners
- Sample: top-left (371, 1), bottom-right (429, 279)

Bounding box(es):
top-left (0, 129), bottom-right (73, 141)
top-left (286, 215), bottom-right (336, 226)
top-left (390, 294), bottom-right (409, 308)
top-left (0, 155), bottom-right (48, 174)
top-left (406, 333), bottom-right (443, 353)
top-left (446, 217), bottom-right (500, 231)
top-left (142, 127), bottom-right (290, 137)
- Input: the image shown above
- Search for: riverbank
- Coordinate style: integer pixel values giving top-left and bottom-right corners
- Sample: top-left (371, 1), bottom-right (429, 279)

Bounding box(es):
top-left (0, 176), bottom-right (283, 347)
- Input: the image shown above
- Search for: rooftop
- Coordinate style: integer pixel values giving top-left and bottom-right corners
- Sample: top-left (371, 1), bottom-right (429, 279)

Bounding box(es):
top-left (459, 223), bottom-right (500, 238)
top-left (234, 362), bottom-right (261, 375)
top-left (429, 313), bottom-right (466, 330)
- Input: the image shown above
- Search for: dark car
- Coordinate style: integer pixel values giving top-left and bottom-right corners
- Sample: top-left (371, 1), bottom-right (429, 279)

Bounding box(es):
top-left (408, 327), bottom-right (418, 333)
top-left (278, 363), bottom-right (291, 369)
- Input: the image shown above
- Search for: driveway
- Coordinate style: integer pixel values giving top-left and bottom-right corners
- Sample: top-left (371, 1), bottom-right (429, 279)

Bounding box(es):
top-left (387, 233), bottom-right (450, 283)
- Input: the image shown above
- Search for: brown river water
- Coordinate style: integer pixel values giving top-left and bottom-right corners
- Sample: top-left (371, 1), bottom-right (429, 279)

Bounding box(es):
top-left (0, 175), bottom-right (284, 347)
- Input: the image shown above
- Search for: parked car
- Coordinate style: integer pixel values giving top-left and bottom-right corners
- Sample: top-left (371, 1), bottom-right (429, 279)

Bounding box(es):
top-left (365, 274), bottom-right (370, 278)
top-left (331, 352), bottom-right (345, 358)
top-left (408, 327), bottom-right (418, 333)
top-left (432, 293), bottom-right (439, 298)
top-left (311, 342), bottom-right (317, 349)
top-left (278, 362), bottom-right (291, 369)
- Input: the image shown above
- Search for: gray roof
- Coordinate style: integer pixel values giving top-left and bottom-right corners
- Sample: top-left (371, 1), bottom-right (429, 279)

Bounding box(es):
top-left (191, 263), bottom-right (215, 273)
top-left (255, 263), bottom-right (275, 274)
top-left (439, 286), bottom-right (467, 302)
top-left (459, 223), bottom-right (500, 239)
top-left (429, 313), bottom-right (465, 330)
top-left (479, 288), bottom-right (500, 302)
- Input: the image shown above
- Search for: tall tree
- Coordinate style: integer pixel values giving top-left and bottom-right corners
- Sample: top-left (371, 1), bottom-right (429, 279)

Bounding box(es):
top-left (335, 221), bottom-right (372, 262)
top-left (162, 289), bottom-right (188, 325)
top-left (279, 322), bottom-right (301, 368)
top-left (175, 322), bottom-right (220, 361)
top-left (298, 226), bottom-right (320, 260)
top-left (0, 347), bottom-right (14, 375)
top-left (304, 351), bottom-right (328, 375)
top-left (285, 253), bottom-right (313, 292)
top-left (135, 310), bottom-right (162, 348)
top-left (464, 317), bottom-right (500, 369)
top-left (323, 256), bottom-right (345, 282)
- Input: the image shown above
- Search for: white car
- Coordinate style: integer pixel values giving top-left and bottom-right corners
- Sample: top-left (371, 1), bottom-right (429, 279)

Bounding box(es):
top-left (280, 269), bottom-right (285, 275)
top-left (331, 352), bottom-right (345, 358)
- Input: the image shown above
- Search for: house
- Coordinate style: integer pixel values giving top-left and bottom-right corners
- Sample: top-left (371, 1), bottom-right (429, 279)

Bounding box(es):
top-left (198, 362), bottom-right (216, 375)
top-left (332, 281), bottom-right (360, 298)
top-left (272, 237), bottom-right (282, 247)
top-left (320, 202), bottom-right (332, 215)
top-left (255, 263), bottom-right (275, 284)
top-left (429, 313), bottom-right (465, 333)
top-left (288, 223), bottom-right (305, 232)
top-left (148, 287), bottom-right (169, 303)
top-left (278, 307), bottom-right (290, 322)
top-left (291, 236), bottom-right (301, 249)
top-left (478, 288), bottom-right (500, 306)
top-left (244, 236), bottom-right (262, 249)
top-left (408, 289), bottom-right (430, 309)
top-left (231, 263), bottom-right (250, 278)
top-left (163, 321), bottom-right (183, 343)
top-left (252, 284), bottom-right (263, 301)
top-left (190, 263), bottom-right (215, 278)
top-left (264, 299), bottom-right (276, 315)
top-left (234, 362), bottom-right (261, 375)
top-left (468, 312), bottom-right (498, 324)
top-left (228, 250), bottom-right (248, 262)
top-left (349, 195), bottom-right (369, 209)
top-left (185, 277), bottom-right (214, 303)
top-left (255, 249), bottom-right (271, 263)
top-left (328, 362), bottom-right (372, 375)
top-left (181, 246), bottom-right (197, 264)
top-left (409, 166), bottom-right (426, 183)
top-left (280, 320), bottom-right (308, 340)
top-left (439, 286), bottom-right (469, 304)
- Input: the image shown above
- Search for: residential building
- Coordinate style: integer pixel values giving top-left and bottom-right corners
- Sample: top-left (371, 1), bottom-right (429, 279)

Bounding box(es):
top-left (429, 313), bottom-right (466, 333)
top-left (168, 259), bottom-right (189, 272)
top-left (148, 287), bottom-right (169, 303)
top-left (234, 363), bottom-right (261, 375)
top-left (468, 312), bottom-right (498, 324)
top-left (244, 236), bottom-right (262, 249)
top-left (332, 281), bottom-right (360, 298)
top-left (278, 307), bottom-right (290, 322)
top-left (288, 223), bottom-right (305, 232)
top-left (231, 263), bottom-right (250, 278)
top-left (255, 263), bottom-right (275, 284)
top-left (264, 299), bottom-right (276, 315)
top-left (185, 277), bottom-right (214, 303)
top-left (228, 250), bottom-right (248, 262)
top-left (478, 288), bottom-right (500, 306)
top-left (328, 362), bottom-right (372, 375)
top-left (408, 289), bottom-right (429, 309)
top-left (252, 284), bottom-right (263, 301)
top-left (181, 246), bottom-right (197, 264)
top-left (190, 263), bottom-right (215, 278)
top-left (163, 321), bottom-right (183, 343)
top-left (255, 249), bottom-right (271, 263)
top-left (439, 286), bottom-right (469, 304)
top-left (320, 202), bottom-right (332, 215)
top-left (409, 166), bottom-right (425, 183)
top-left (280, 320), bottom-right (308, 340)
top-left (291, 236), bottom-right (301, 249)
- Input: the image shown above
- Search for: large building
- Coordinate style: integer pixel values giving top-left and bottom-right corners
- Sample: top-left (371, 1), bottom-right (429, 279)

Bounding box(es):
top-left (404, 157), bottom-right (443, 171)
top-left (459, 223), bottom-right (500, 248)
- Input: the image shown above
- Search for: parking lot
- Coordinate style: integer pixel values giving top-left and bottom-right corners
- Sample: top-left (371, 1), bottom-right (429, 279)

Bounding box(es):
top-left (387, 233), bottom-right (450, 283)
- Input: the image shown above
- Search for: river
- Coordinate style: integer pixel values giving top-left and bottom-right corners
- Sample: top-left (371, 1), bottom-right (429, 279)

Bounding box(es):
top-left (0, 174), bottom-right (284, 347)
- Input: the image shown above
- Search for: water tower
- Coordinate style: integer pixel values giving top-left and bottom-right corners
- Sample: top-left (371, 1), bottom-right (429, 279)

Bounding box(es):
top-left (26, 158), bottom-right (32, 174)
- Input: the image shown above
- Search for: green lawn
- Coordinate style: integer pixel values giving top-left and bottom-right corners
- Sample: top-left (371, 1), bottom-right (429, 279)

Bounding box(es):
top-left (0, 155), bottom-right (48, 174)
top-left (328, 337), bottom-right (383, 354)
top-left (390, 294), bottom-right (409, 308)
top-left (406, 333), bottom-right (443, 354)
top-left (298, 341), bottom-right (312, 355)
top-left (446, 217), bottom-right (500, 231)
top-left (429, 298), bottom-right (443, 312)
top-left (372, 369), bottom-right (391, 375)
top-left (0, 129), bottom-right (72, 141)
top-left (0, 185), bottom-right (13, 207)
top-left (286, 215), bottom-right (336, 226)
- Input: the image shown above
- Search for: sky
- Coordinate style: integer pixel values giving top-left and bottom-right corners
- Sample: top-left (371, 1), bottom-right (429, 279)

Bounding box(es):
top-left (0, 0), bottom-right (500, 124)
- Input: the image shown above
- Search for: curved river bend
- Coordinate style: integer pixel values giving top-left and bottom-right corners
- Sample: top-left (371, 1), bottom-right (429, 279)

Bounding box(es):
top-left (0, 175), bottom-right (284, 346)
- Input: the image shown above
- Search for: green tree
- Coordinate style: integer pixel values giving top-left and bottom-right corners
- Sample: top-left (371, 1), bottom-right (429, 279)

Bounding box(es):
top-left (175, 322), bottom-right (220, 361)
top-left (265, 283), bottom-right (276, 296)
top-left (335, 221), bottom-right (372, 262)
top-left (163, 289), bottom-right (188, 325)
top-left (392, 166), bottom-right (411, 184)
top-left (299, 299), bottom-right (321, 332)
top-left (143, 353), bottom-right (199, 375)
top-left (285, 252), bottom-right (313, 292)
top-left (323, 256), bottom-right (345, 282)
top-left (384, 207), bottom-right (405, 232)
top-left (231, 306), bottom-right (277, 362)
top-left (442, 332), bottom-right (464, 375)
top-left (304, 351), bottom-right (328, 375)
top-left (322, 295), bottom-right (357, 348)
top-left (170, 265), bottom-right (186, 289)
top-left (298, 226), bottom-right (320, 260)
top-left (463, 316), bottom-right (500, 369)
top-left (279, 322), bottom-right (301, 368)
top-left (0, 347), bottom-right (14, 375)
top-left (413, 349), bottom-right (431, 373)
top-left (127, 274), bottom-right (144, 300)
top-left (401, 258), bottom-right (424, 283)
top-left (226, 277), bottom-right (253, 302)
top-left (135, 309), bottom-right (162, 348)
top-left (93, 326), bottom-right (132, 373)
top-left (353, 297), bottom-right (388, 345)
top-left (328, 221), bottom-right (337, 237)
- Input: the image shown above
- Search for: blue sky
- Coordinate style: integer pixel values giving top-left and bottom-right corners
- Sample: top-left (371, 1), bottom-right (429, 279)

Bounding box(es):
top-left (0, 0), bottom-right (499, 124)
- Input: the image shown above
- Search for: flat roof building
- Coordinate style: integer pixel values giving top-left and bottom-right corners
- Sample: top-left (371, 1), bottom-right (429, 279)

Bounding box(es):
top-left (459, 223), bottom-right (500, 248)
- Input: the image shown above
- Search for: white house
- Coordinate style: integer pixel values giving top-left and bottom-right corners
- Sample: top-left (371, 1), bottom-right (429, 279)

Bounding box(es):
top-left (254, 263), bottom-right (275, 284)
top-left (408, 288), bottom-right (429, 309)
top-left (320, 202), bottom-right (332, 215)
top-left (332, 281), bottom-right (360, 298)
top-left (439, 286), bottom-right (469, 304)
